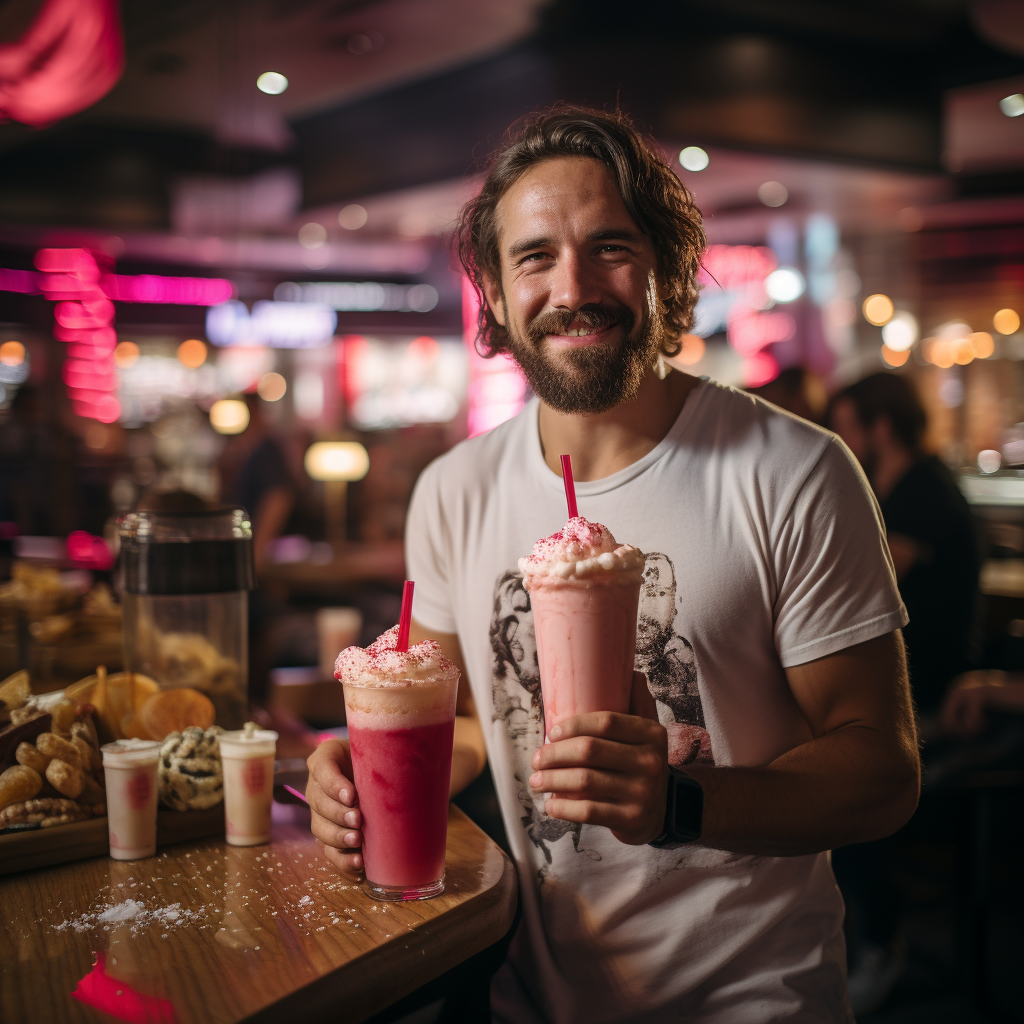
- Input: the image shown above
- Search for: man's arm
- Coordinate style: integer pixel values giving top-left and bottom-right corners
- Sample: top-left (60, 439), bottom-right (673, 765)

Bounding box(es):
top-left (306, 618), bottom-right (485, 874)
top-left (530, 630), bottom-right (920, 856)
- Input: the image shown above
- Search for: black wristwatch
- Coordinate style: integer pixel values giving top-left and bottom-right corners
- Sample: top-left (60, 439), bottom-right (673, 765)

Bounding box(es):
top-left (649, 766), bottom-right (704, 848)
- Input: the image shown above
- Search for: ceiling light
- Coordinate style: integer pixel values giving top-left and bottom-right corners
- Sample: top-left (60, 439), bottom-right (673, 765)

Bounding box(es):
top-left (758, 181), bottom-right (788, 207)
top-left (0, 340), bottom-right (25, 366)
top-left (257, 372), bottom-right (287, 402)
top-left (881, 345), bottom-right (909, 367)
top-left (880, 311), bottom-right (917, 351)
top-left (862, 294), bottom-right (894, 326)
top-left (765, 267), bottom-right (805, 303)
top-left (678, 147), bottom-right (709, 172)
top-left (209, 399), bottom-right (249, 434)
top-left (304, 441), bottom-right (370, 481)
top-left (994, 308), bottom-right (1020, 335)
top-left (177, 338), bottom-right (207, 368)
top-left (338, 204), bottom-right (368, 230)
top-left (298, 223), bottom-right (327, 249)
top-left (999, 93), bottom-right (1024, 118)
top-left (257, 72), bottom-right (288, 95)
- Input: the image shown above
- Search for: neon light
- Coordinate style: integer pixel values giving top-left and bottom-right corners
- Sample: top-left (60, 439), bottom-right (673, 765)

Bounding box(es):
top-left (36, 247), bottom-right (120, 423)
top-left (0, 269), bottom-right (38, 293)
top-left (206, 300), bottom-right (337, 348)
top-left (101, 274), bottom-right (235, 305)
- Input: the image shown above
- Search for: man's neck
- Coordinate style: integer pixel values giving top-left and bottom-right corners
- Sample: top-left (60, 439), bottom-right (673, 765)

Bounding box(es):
top-left (871, 444), bottom-right (917, 504)
top-left (537, 368), bottom-right (699, 481)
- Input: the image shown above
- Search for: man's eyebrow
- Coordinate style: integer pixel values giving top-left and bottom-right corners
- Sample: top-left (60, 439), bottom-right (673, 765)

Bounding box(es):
top-left (506, 227), bottom-right (643, 259)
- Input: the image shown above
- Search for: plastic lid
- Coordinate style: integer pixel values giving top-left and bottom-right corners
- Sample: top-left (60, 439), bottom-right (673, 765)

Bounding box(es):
top-left (218, 727), bottom-right (278, 757)
top-left (101, 738), bottom-right (162, 766)
top-left (119, 509), bottom-right (255, 595)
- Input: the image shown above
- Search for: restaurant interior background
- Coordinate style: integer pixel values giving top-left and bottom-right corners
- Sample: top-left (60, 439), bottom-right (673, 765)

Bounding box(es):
top-left (2, 0), bottom-right (1024, 1020)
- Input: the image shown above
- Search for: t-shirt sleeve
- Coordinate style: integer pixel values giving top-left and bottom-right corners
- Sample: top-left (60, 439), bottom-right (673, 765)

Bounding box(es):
top-left (772, 436), bottom-right (908, 667)
top-left (404, 458), bottom-right (458, 634)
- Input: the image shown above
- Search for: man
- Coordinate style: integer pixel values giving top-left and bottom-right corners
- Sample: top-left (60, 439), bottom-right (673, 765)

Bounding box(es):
top-left (307, 107), bottom-right (919, 1023)
top-left (829, 373), bottom-right (981, 719)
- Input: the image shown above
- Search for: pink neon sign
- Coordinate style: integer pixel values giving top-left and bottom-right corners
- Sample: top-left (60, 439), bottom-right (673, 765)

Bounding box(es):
top-left (35, 247), bottom-right (120, 423)
top-left (0, 267), bottom-right (235, 306)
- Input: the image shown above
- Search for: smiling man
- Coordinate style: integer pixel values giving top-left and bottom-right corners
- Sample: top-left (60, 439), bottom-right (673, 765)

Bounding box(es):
top-left (307, 108), bottom-right (920, 1023)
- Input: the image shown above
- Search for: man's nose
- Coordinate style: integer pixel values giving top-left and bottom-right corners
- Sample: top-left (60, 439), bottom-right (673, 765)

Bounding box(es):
top-left (547, 251), bottom-right (604, 311)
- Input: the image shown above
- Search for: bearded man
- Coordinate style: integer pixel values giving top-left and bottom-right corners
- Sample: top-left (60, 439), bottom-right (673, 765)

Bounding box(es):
top-left (307, 107), bottom-right (919, 1023)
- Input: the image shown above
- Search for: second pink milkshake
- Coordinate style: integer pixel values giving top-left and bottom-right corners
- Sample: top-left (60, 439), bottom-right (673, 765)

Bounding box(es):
top-left (520, 516), bottom-right (644, 739)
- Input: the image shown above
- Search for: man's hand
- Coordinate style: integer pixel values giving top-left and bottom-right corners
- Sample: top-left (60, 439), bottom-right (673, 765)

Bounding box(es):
top-left (529, 710), bottom-right (669, 846)
top-left (306, 739), bottom-right (363, 874)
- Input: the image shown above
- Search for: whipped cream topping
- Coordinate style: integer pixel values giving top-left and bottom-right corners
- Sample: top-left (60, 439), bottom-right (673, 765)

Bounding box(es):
top-left (519, 516), bottom-right (644, 584)
top-left (335, 625), bottom-right (459, 687)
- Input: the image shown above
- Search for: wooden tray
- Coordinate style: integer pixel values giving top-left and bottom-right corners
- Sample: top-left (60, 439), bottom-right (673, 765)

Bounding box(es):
top-left (0, 805), bottom-right (224, 876)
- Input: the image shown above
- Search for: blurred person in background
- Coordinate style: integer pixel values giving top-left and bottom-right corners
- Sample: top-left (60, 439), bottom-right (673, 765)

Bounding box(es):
top-left (746, 365), bottom-right (828, 425)
top-left (829, 372), bottom-right (981, 720)
top-left (828, 372), bottom-right (981, 1013)
top-left (223, 393), bottom-right (296, 576)
top-left (942, 670), bottom-right (1024, 735)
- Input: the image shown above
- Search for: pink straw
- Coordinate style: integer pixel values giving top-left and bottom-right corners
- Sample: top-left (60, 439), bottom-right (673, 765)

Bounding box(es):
top-left (560, 455), bottom-right (578, 519)
top-left (283, 784), bottom-right (308, 804)
top-left (396, 580), bottom-right (414, 651)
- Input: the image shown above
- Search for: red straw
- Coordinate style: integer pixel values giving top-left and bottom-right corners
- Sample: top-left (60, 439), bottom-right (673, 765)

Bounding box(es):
top-left (396, 580), bottom-right (415, 651)
top-left (560, 454), bottom-right (578, 519)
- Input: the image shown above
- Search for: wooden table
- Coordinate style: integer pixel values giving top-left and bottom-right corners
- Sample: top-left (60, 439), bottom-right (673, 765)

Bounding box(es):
top-left (0, 801), bottom-right (517, 1024)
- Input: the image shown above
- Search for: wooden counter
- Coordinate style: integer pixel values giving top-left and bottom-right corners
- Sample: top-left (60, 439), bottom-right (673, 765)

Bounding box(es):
top-left (0, 801), bottom-right (517, 1024)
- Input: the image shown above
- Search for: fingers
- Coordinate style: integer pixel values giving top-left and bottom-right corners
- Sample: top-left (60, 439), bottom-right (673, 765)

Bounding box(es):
top-left (319, 840), bottom-right (363, 875)
top-left (532, 733), bottom-right (663, 777)
top-left (544, 796), bottom-right (658, 844)
top-left (529, 764), bottom-right (646, 803)
top-left (548, 710), bottom-right (663, 746)
top-left (308, 739), bottom-right (356, 805)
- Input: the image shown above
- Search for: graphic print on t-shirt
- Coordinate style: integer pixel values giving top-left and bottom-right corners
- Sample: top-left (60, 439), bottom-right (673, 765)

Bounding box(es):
top-left (488, 553), bottom-right (713, 861)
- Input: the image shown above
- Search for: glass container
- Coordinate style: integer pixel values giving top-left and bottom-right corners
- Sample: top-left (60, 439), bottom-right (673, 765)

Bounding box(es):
top-left (118, 509), bottom-right (254, 729)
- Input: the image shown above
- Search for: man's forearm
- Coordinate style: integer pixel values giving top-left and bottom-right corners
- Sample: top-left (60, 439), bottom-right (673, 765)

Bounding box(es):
top-left (450, 714), bottom-right (487, 796)
top-left (683, 725), bottom-right (920, 856)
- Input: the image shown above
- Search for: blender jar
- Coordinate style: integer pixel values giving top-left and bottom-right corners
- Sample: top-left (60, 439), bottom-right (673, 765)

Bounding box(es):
top-left (119, 508), bottom-right (255, 730)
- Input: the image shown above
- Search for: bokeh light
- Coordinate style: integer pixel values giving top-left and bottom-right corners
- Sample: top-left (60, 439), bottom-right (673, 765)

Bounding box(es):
top-left (679, 147), bottom-right (709, 172)
top-left (113, 341), bottom-right (140, 368)
top-left (881, 345), bottom-right (909, 367)
top-left (994, 308), bottom-right (1020, 335)
top-left (298, 223), bottom-right (327, 248)
top-left (978, 449), bottom-right (1002, 474)
top-left (338, 204), bottom-right (368, 230)
top-left (0, 340), bottom-right (25, 366)
top-left (765, 267), bottom-right (805, 303)
top-left (257, 371), bottom-right (287, 401)
top-left (209, 399), bottom-right (249, 434)
top-left (971, 332), bottom-right (995, 359)
top-left (881, 311), bottom-right (918, 351)
top-left (676, 334), bottom-right (706, 365)
top-left (863, 294), bottom-right (895, 326)
top-left (256, 72), bottom-right (288, 95)
top-left (177, 338), bottom-right (207, 368)
top-left (757, 181), bottom-right (788, 207)
top-left (999, 93), bottom-right (1024, 118)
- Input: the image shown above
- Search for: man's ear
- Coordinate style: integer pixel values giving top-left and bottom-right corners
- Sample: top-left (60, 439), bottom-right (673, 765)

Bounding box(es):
top-left (481, 273), bottom-right (506, 327)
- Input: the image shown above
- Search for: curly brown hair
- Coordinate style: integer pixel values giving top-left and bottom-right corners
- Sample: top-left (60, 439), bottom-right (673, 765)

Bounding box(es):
top-left (455, 105), bottom-right (706, 358)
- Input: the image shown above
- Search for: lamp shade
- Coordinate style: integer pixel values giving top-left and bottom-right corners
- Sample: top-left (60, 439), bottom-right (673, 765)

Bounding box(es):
top-left (304, 441), bottom-right (369, 482)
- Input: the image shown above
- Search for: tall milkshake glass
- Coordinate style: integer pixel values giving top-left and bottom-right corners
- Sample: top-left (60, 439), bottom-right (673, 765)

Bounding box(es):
top-left (520, 516), bottom-right (644, 740)
top-left (335, 625), bottom-right (459, 901)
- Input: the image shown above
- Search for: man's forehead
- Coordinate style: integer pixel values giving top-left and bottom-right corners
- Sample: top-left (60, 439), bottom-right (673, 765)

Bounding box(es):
top-left (494, 156), bottom-right (637, 245)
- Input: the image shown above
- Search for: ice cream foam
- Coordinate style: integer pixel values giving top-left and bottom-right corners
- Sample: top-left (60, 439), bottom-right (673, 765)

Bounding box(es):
top-left (336, 626), bottom-right (459, 724)
top-left (335, 626), bottom-right (459, 688)
top-left (519, 516), bottom-right (644, 585)
top-left (101, 738), bottom-right (162, 768)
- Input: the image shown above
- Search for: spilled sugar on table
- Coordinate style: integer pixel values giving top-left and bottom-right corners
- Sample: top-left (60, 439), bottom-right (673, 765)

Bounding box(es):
top-left (0, 799), bottom-right (517, 1024)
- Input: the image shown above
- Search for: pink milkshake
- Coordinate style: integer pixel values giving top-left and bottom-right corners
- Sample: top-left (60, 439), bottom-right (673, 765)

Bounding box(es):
top-left (335, 626), bottom-right (459, 901)
top-left (520, 516), bottom-right (644, 740)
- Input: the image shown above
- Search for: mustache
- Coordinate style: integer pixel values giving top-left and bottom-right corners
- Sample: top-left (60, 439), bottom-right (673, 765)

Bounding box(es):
top-left (526, 304), bottom-right (634, 339)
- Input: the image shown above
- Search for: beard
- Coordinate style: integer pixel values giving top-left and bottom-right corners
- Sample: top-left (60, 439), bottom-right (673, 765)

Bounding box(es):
top-left (504, 298), bottom-right (665, 415)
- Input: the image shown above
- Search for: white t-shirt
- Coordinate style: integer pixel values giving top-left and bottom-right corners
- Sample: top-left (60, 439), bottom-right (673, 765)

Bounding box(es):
top-left (406, 379), bottom-right (907, 1024)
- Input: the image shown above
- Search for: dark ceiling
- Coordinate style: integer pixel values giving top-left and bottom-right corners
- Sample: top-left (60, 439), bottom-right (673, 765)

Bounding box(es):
top-left (0, 0), bottom-right (1021, 232)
